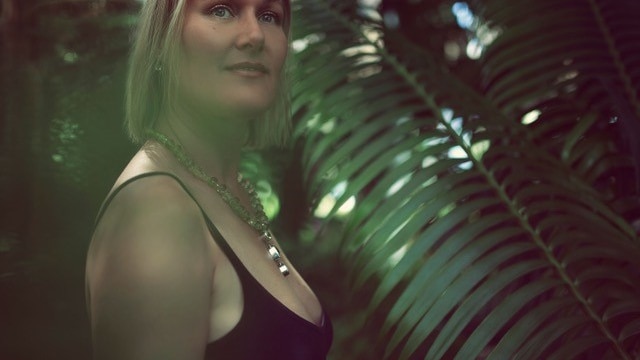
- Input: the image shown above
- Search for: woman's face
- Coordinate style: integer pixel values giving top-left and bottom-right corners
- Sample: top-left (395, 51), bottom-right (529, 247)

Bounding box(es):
top-left (178, 0), bottom-right (288, 121)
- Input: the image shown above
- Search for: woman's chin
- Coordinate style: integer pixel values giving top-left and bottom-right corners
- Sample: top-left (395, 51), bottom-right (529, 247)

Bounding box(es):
top-left (180, 87), bottom-right (275, 120)
top-left (219, 98), bottom-right (274, 118)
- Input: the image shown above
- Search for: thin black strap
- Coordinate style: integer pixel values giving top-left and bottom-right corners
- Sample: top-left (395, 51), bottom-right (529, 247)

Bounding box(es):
top-left (94, 171), bottom-right (208, 224)
top-left (94, 172), bottom-right (181, 226)
top-left (93, 171), bottom-right (233, 258)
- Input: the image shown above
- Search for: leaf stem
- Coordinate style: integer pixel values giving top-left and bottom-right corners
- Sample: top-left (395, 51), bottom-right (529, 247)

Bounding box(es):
top-left (587, 0), bottom-right (640, 120)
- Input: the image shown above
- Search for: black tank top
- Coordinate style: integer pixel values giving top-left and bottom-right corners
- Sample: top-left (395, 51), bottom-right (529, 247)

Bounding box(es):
top-left (93, 171), bottom-right (333, 360)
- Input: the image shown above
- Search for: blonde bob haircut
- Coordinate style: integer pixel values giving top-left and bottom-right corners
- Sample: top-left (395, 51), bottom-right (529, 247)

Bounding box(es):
top-left (125, 0), bottom-right (292, 148)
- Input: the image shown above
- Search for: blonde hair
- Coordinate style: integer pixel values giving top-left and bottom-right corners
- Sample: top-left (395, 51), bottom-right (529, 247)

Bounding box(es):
top-left (125, 0), bottom-right (291, 148)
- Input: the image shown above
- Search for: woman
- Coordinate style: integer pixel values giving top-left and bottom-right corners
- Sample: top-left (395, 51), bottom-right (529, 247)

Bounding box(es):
top-left (84, 0), bottom-right (333, 359)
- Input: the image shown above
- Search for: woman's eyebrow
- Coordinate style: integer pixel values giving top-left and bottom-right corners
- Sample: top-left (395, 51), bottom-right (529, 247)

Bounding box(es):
top-left (238, 0), bottom-right (284, 5)
top-left (195, 0), bottom-right (282, 6)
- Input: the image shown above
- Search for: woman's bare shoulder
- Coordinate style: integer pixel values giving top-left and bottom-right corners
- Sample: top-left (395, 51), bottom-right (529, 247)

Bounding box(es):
top-left (88, 147), bottom-right (213, 288)
top-left (94, 146), bottom-right (196, 232)
top-left (86, 150), bottom-right (214, 359)
top-left (91, 148), bottom-right (209, 262)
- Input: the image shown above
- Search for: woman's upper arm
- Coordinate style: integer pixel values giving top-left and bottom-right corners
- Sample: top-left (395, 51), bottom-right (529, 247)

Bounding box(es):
top-left (87, 177), bottom-right (213, 360)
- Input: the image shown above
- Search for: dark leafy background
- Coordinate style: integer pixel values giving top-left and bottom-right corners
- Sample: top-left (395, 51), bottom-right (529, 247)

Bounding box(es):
top-left (1, 0), bottom-right (639, 359)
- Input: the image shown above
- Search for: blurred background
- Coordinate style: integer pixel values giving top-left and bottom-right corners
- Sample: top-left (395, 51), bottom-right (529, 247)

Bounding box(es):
top-left (2, 0), bottom-right (640, 359)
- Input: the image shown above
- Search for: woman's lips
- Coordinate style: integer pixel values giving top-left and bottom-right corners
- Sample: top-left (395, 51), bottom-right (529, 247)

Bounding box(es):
top-left (226, 62), bottom-right (269, 76)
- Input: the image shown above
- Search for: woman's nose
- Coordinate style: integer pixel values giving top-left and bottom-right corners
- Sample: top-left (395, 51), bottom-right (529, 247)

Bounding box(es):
top-left (235, 14), bottom-right (265, 51)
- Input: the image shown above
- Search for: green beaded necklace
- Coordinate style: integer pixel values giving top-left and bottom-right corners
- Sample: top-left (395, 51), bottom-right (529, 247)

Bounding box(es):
top-left (148, 130), bottom-right (290, 276)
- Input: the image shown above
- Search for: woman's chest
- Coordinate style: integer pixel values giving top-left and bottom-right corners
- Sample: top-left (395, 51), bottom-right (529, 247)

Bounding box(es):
top-left (205, 225), bottom-right (324, 342)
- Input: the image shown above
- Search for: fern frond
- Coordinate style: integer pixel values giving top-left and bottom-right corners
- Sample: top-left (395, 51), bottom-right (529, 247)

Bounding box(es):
top-left (292, 0), bottom-right (640, 358)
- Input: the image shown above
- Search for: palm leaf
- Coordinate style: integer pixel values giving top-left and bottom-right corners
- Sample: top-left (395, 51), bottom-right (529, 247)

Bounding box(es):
top-left (292, 0), bottom-right (640, 358)
top-left (479, 0), bottom-right (640, 220)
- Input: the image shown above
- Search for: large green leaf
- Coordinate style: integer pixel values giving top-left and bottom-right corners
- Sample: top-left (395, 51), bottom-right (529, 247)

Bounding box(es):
top-left (292, 0), bottom-right (640, 358)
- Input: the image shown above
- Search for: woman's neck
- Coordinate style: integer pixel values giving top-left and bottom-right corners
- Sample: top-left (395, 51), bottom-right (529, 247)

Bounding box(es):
top-left (155, 109), bottom-right (249, 187)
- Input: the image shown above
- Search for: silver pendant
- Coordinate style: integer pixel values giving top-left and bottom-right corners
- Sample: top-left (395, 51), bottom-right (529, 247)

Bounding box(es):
top-left (278, 261), bottom-right (290, 276)
top-left (267, 244), bottom-right (281, 260)
top-left (260, 232), bottom-right (290, 277)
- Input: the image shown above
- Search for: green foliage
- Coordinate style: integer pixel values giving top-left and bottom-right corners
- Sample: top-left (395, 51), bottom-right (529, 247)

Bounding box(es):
top-left (291, 0), bottom-right (640, 358)
top-left (478, 0), bottom-right (640, 217)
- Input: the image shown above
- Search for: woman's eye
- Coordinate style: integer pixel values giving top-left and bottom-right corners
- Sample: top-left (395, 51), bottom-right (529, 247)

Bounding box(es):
top-left (259, 11), bottom-right (281, 25)
top-left (209, 5), bottom-right (233, 18)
